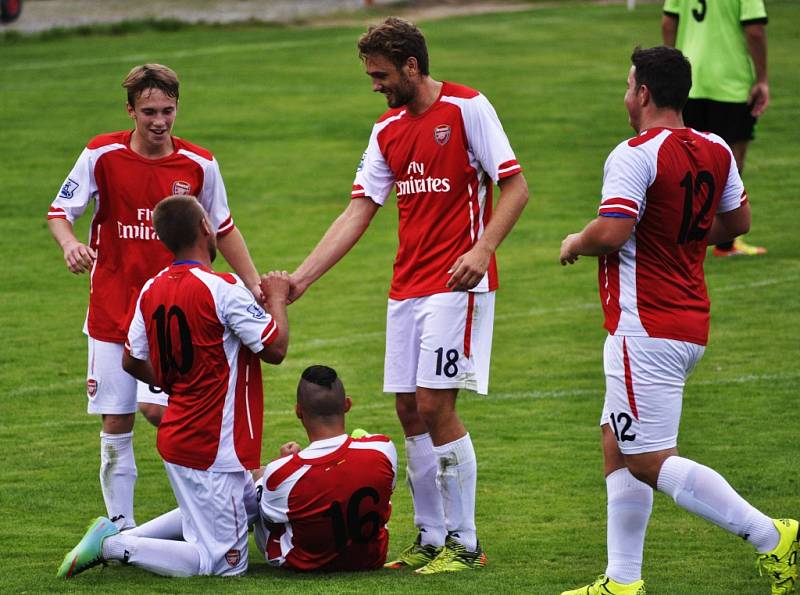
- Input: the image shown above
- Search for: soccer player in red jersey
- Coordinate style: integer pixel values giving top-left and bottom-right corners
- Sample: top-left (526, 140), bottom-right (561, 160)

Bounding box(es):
top-left (288, 17), bottom-right (528, 573)
top-left (253, 365), bottom-right (397, 571)
top-left (46, 64), bottom-right (261, 531)
top-left (559, 47), bottom-right (797, 595)
top-left (57, 195), bottom-right (289, 579)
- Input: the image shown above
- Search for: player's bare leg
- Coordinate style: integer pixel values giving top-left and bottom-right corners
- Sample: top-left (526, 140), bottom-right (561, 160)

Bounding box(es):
top-left (138, 403), bottom-right (165, 427)
top-left (391, 392), bottom-right (446, 561)
top-left (100, 413), bottom-right (137, 529)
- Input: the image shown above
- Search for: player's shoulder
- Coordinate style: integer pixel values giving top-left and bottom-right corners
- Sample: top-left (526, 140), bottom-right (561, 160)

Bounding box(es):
top-left (376, 106), bottom-right (406, 124)
top-left (441, 81), bottom-right (480, 100)
top-left (190, 266), bottom-right (239, 286)
top-left (172, 136), bottom-right (215, 161)
top-left (264, 454), bottom-right (304, 491)
top-left (350, 434), bottom-right (397, 460)
top-left (86, 130), bottom-right (129, 150)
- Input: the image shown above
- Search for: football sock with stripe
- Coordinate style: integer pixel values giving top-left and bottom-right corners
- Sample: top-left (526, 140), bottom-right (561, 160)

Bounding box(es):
top-left (605, 467), bottom-right (653, 584)
top-left (100, 431), bottom-right (137, 530)
top-left (102, 533), bottom-right (202, 577)
top-left (657, 456), bottom-right (779, 553)
top-left (433, 433), bottom-right (478, 551)
top-left (406, 433), bottom-right (446, 547)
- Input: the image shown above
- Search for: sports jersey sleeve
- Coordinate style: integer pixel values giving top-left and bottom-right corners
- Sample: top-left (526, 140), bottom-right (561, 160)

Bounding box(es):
top-left (598, 141), bottom-right (655, 219)
top-left (352, 125), bottom-right (395, 206)
top-left (197, 157), bottom-right (235, 237)
top-left (47, 148), bottom-right (97, 222)
top-left (259, 457), bottom-right (299, 523)
top-left (125, 284), bottom-right (151, 361)
top-left (662, 0), bottom-right (680, 16)
top-left (740, 0), bottom-right (767, 23)
top-left (718, 151), bottom-right (748, 214)
top-left (220, 279), bottom-right (278, 354)
top-left (462, 93), bottom-right (521, 183)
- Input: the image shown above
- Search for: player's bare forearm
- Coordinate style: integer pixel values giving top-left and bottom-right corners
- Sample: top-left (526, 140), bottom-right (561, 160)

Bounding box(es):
top-left (259, 271), bottom-right (291, 364)
top-left (560, 216), bottom-right (635, 265)
top-left (217, 228), bottom-right (261, 300)
top-left (122, 352), bottom-right (158, 386)
top-left (447, 173), bottom-right (528, 290)
top-left (662, 14), bottom-right (678, 47)
top-left (744, 23), bottom-right (769, 116)
top-left (48, 217), bottom-right (96, 274)
top-left (706, 203), bottom-right (751, 245)
top-left (290, 198), bottom-right (379, 301)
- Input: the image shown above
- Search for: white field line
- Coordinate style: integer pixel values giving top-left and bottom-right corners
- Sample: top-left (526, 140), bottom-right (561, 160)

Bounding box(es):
top-left (7, 36), bottom-right (353, 72)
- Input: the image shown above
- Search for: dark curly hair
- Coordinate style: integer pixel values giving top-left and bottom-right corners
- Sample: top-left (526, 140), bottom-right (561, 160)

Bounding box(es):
top-left (358, 17), bottom-right (430, 75)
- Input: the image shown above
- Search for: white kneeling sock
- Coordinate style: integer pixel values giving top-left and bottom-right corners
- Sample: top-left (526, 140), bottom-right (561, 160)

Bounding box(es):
top-left (100, 432), bottom-right (137, 529)
top-left (102, 533), bottom-right (202, 577)
top-left (406, 433), bottom-right (446, 547)
top-left (605, 467), bottom-right (653, 584)
top-left (125, 508), bottom-right (183, 540)
top-left (433, 433), bottom-right (477, 551)
top-left (657, 456), bottom-right (779, 553)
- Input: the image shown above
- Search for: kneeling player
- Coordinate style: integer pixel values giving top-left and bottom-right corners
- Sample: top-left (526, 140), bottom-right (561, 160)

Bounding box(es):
top-left (253, 365), bottom-right (397, 571)
top-left (57, 195), bottom-right (290, 578)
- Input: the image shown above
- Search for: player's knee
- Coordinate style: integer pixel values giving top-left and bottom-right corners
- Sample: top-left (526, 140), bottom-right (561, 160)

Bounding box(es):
top-left (101, 413), bottom-right (135, 434)
top-left (138, 403), bottom-right (164, 427)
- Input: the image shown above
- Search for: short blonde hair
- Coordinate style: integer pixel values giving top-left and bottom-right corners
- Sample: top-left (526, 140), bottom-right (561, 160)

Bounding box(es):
top-left (122, 64), bottom-right (179, 107)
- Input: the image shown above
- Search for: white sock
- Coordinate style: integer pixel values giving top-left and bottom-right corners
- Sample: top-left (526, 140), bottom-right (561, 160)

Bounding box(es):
top-left (406, 433), bottom-right (446, 547)
top-left (100, 432), bottom-right (137, 529)
top-left (102, 533), bottom-right (202, 577)
top-left (124, 508), bottom-right (183, 540)
top-left (433, 433), bottom-right (477, 551)
top-left (605, 468), bottom-right (653, 584)
top-left (657, 456), bottom-right (779, 553)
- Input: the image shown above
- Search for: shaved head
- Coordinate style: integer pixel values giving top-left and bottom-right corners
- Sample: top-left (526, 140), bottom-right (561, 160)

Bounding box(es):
top-left (297, 365), bottom-right (346, 419)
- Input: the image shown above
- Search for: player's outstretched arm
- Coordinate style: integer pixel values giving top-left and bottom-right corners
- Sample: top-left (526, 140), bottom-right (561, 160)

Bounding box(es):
top-left (560, 216), bottom-right (635, 265)
top-left (259, 271), bottom-right (291, 364)
top-left (289, 198), bottom-right (380, 303)
top-left (217, 228), bottom-right (263, 303)
top-left (48, 218), bottom-right (96, 274)
top-left (447, 172), bottom-right (528, 291)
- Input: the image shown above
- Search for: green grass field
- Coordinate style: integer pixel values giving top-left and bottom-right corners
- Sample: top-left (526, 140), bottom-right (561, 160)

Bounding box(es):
top-left (1, 1), bottom-right (798, 593)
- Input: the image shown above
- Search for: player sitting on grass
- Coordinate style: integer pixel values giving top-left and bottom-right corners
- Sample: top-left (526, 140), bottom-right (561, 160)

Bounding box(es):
top-left (56, 195), bottom-right (290, 578)
top-left (252, 365), bottom-right (397, 571)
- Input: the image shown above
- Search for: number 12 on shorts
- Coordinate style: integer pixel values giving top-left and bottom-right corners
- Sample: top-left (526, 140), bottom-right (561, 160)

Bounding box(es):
top-left (609, 411), bottom-right (636, 442)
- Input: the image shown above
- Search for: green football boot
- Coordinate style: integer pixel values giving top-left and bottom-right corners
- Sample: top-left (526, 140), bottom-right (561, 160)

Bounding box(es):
top-left (384, 533), bottom-right (443, 569)
top-left (561, 574), bottom-right (646, 595)
top-left (756, 518), bottom-right (799, 595)
top-left (56, 516), bottom-right (119, 579)
top-left (415, 535), bottom-right (486, 574)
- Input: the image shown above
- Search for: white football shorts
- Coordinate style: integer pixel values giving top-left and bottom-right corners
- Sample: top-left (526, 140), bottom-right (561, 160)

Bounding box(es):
top-left (86, 338), bottom-right (138, 415)
top-left (383, 291), bottom-right (495, 395)
top-left (164, 461), bottom-right (250, 576)
top-left (86, 337), bottom-right (169, 413)
top-left (600, 334), bottom-right (705, 455)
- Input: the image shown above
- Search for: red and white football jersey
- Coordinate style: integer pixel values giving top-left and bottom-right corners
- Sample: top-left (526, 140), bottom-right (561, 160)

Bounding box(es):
top-left (126, 263), bottom-right (278, 471)
top-left (256, 434), bottom-right (397, 571)
top-left (353, 82), bottom-right (522, 300)
top-left (47, 131), bottom-right (236, 343)
top-left (597, 127), bottom-right (746, 346)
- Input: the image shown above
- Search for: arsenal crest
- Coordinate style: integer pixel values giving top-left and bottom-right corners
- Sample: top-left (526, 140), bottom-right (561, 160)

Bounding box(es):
top-left (434, 124), bottom-right (451, 146)
top-left (225, 549), bottom-right (241, 566)
top-left (172, 180), bottom-right (191, 195)
top-left (87, 378), bottom-right (98, 398)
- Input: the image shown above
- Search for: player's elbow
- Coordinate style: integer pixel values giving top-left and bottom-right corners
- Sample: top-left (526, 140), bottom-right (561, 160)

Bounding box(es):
top-left (260, 343), bottom-right (287, 365)
top-left (744, 23), bottom-right (766, 43)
